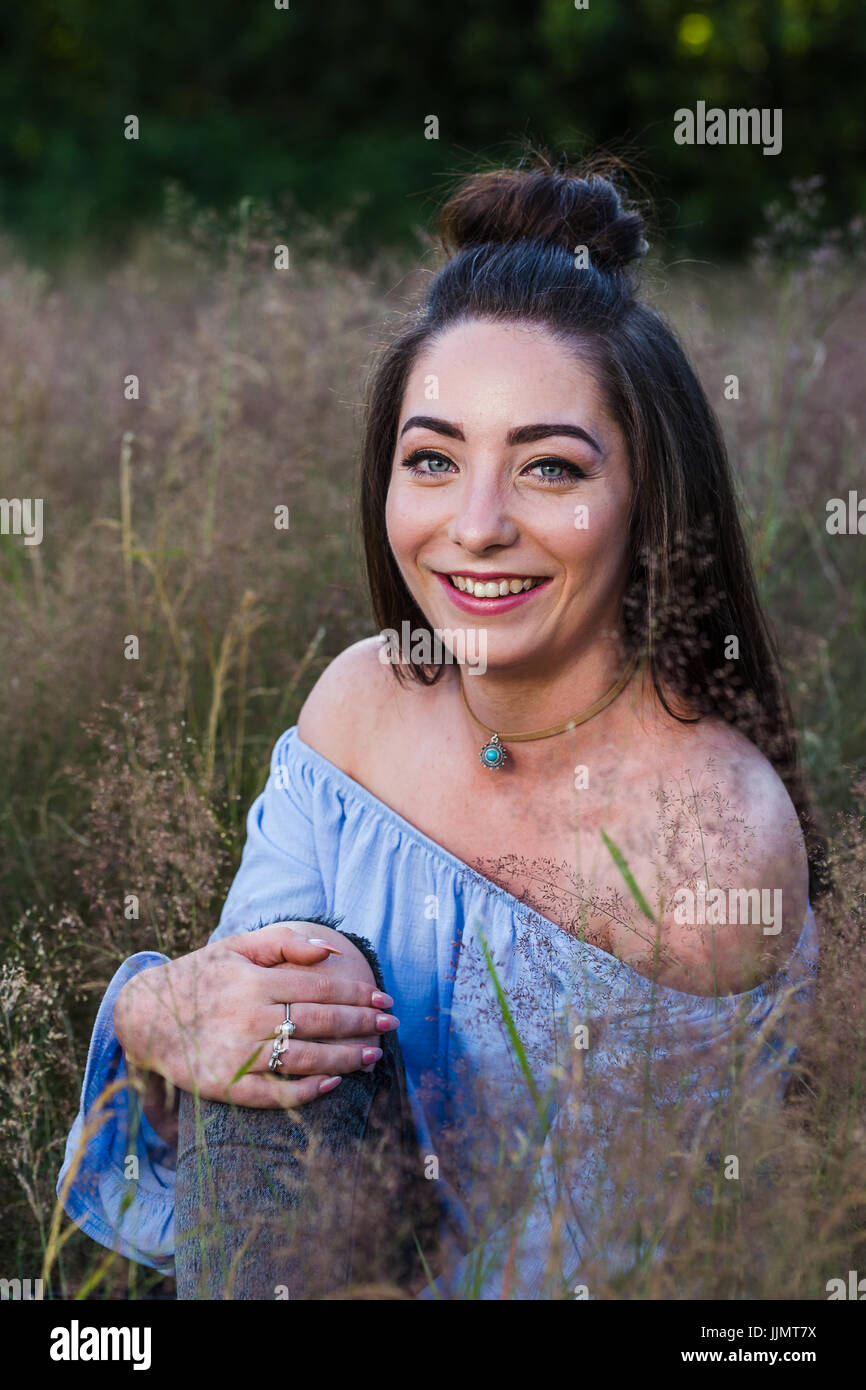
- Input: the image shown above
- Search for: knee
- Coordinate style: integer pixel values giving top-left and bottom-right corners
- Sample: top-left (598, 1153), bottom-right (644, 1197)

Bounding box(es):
top-left (177, 1089), bottom-right (301, 1160)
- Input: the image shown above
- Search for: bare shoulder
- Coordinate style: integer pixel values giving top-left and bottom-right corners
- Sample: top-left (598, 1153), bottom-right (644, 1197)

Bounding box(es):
top-left (296, 636), bottom-right (406, 778)
top-left (617, 712), bottom-right (810, 995)
top-left (664, 715), bottom-right (806, 862)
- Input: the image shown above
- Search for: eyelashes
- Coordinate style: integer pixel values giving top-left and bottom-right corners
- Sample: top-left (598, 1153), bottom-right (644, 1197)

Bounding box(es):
top-left (400, 450), bottom-right (456, 478)
top-left (399, 449), bottom-right (590, 485)
top-left (527, 458), bottom-right (590, 485)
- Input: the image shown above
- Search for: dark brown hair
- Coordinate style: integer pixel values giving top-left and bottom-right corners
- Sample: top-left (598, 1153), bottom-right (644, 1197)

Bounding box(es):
top-left (359, 151), bottom-right (828, 899)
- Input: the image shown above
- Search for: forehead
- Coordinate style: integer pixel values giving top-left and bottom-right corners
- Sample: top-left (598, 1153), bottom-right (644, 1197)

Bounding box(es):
top-left (401, 319), bottom-right (610, 429)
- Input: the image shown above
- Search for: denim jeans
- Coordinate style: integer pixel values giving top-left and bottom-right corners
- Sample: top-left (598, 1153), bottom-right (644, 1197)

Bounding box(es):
top-left (174, 931), bottom-right (443, 1299)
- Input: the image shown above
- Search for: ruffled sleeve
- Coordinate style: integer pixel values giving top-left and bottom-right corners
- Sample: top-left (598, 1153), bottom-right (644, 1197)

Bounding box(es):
top-left (57, 727), bottom-right (329, 1271)
top-left (55, 952), bottom-right (175, 1271)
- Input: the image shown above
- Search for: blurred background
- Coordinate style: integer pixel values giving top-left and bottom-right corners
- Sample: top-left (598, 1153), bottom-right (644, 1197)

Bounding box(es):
top-left (1, 2), bottom-right (865, 1300)
top-left (0, 0), bottom-right (864, 262)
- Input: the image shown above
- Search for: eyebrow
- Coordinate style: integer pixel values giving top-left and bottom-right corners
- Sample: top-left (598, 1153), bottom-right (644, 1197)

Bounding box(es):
top-left (399, 415), bottom-right (603, 454)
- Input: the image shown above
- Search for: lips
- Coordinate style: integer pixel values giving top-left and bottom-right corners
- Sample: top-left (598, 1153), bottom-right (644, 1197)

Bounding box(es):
top-left (432, 570), bottom-right (551, 614)
top-left (447, 573), bottom-right (544, 598)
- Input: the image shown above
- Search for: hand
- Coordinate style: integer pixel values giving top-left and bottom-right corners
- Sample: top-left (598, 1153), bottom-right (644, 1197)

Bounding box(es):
top-left (114, 922), bottom-right (399, 1112)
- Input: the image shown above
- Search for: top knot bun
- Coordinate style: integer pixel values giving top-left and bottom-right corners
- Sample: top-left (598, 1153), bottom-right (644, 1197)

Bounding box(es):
top-left (438, 157), bottom-right (649, 272)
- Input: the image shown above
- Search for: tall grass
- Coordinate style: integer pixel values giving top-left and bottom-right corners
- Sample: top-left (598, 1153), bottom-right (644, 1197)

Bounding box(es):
top-left (0, 183), bottom-right (864, 1296)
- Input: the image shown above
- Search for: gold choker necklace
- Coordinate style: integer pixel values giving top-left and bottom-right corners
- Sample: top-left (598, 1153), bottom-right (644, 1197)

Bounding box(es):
top-left (459, 653), bottom-right (638, 770)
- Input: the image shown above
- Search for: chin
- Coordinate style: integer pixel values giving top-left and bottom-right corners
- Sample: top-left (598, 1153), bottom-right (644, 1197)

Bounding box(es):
top-left (458, 635), bottom-right (547, 676)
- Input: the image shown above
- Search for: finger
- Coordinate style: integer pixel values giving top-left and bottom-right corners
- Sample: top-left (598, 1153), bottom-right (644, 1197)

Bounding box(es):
top-left (275, 1003), bottom-right (401, 1041)
top-left (238, 1026), bottom-right (381, 1081)
top-left (258, 1032), bottom-right (383, 1074)
top-left (228, 923), bottom-right (343, 969)
top-left (222, 1071), bottom-right (343, 1109)
top-left (270, 1038), bottom-right (383, 1076)
top-left (263, 968), bottom-right (391, 1010)
top-left (340, 1035), bottom-right (387, 1070)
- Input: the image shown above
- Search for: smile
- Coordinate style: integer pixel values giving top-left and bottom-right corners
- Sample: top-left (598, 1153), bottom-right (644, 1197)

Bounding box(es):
top-left (433, 570), bottom-right (551, 613)
top-left (448, 573), bottom-right (544, 596)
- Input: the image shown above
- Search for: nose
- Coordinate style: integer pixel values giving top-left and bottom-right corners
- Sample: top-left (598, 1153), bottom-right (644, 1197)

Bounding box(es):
top-left (446, 469), bottom-right (519, 554)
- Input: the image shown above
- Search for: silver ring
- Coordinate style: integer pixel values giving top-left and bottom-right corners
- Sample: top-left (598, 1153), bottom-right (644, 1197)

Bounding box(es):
top-left (268, 1004), bottom-right (296, 1072)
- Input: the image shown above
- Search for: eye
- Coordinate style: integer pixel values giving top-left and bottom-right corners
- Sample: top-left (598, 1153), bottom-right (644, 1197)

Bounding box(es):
top-left (400, 449), bottom-right (456, 477)
top-left (524, 457), bottom-right (589, 485)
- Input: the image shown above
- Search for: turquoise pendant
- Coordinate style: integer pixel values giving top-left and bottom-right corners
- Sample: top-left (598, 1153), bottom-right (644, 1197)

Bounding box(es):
top-left (480, 733), bottom-right (507, 770)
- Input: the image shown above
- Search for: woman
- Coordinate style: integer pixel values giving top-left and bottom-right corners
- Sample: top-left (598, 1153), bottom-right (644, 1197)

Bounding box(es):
top-left (57, 156), bottom-right (822, 1300)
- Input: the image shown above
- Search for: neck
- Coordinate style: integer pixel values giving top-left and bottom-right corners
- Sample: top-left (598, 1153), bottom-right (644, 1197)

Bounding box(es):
top-left (458, 637), bottom-right (637, 739)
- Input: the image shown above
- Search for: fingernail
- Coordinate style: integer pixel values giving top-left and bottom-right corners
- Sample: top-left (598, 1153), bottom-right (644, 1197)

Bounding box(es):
top-left (309, 939), bottom-right (343, 954)
top-left (361, 1064), bottom-right (376, 1074)
top-left (376, 1014), bottom-right (400, 1032)
top-left (318, 1076), bottom-right (342, 1093)
top-left (371, 991), bottom-right (394, 1008)
top-left (361, 1047), bottom-right (383, 1064)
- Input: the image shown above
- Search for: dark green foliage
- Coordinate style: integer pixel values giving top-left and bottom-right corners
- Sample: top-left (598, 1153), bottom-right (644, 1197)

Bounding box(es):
top-left (0, 0), bottom-right (863, 262)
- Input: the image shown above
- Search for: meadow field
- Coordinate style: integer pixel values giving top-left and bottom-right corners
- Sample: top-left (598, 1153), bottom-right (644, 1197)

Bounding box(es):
top-left (1, 185), bottom-right (864, 1298)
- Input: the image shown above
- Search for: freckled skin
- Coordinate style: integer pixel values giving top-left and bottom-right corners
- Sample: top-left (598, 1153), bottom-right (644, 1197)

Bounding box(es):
top-left (300, 320), bottom-right (809, 997)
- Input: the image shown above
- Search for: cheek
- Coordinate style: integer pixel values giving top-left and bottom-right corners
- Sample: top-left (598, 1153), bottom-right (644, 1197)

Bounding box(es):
top-left (385, 481), bottom-right (433, 560)
top-left (558, 487), bottom-right (631, 579)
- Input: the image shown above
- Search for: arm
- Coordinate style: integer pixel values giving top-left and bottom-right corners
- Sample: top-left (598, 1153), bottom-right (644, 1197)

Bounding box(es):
top-left (56, 724), bottom-right (391, 1269)
top-left (58, 925), bottom-right (390, 1270)
top-left (115, 968), bottom-right (180, 1146)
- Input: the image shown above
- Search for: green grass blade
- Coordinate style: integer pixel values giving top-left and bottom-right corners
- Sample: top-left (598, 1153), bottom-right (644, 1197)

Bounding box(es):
top-left (478, 929), bottom-right (544, 1120)
top-left (601, 827), bottom-right (656, 922)
top-left (229, 1046), bottom-right (264, 1086)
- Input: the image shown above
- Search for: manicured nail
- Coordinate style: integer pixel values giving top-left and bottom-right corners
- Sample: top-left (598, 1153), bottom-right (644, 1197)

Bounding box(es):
top-left (371, 991), bottom-right (393, 1008)
top-left (376, 1014), bottom-right (400, 1032)
top-left (309, 939), bottom-right (343, 954)
top-left (318, 1076), bottom-right (342, 1093)
top-left (361, 1047), bottom-right (383, 1064)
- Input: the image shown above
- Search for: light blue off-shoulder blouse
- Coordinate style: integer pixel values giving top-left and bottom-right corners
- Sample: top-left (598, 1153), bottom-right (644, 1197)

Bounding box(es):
top-left (58, 725), bottom-right (819, 1297)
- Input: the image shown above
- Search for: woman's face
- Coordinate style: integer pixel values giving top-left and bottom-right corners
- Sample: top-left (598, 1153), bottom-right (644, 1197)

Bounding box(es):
top-left (385, 319), bottom-right (633, 676)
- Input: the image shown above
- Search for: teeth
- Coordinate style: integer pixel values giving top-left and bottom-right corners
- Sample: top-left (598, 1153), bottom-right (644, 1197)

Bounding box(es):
top-left (448, 575), bottom-right (541, 596)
